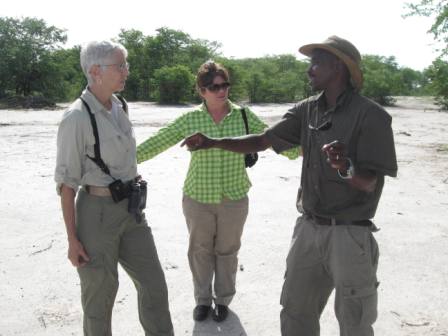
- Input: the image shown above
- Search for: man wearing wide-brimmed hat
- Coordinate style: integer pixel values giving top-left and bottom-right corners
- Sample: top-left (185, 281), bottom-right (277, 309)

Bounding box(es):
top-left (182, 36), bottom-right (397, 335)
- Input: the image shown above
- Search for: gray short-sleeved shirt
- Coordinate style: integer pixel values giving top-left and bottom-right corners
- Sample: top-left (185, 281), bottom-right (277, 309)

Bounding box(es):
top-left (266, 89), bottom-right (397, 220)
top-left (54, 88), bottom-right (137, 194)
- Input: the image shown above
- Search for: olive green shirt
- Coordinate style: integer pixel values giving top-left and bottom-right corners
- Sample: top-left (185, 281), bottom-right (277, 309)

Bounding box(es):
top-left (266, 89), bottom-right (397, 220)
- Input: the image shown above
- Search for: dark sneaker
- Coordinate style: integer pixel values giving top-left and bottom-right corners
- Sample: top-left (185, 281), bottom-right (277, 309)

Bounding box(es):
top-left (212, 304), bottom-right (228, 322)
top-left (193, 305), bottom-right (211, 321)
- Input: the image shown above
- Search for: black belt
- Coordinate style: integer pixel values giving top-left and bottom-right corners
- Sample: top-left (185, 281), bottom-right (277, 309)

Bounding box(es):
top-left (306, 214), bottom-right (372, 227)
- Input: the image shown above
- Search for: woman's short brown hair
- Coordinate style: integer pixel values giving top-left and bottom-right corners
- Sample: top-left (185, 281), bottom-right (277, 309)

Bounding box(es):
top-left (196, 61), bottom-right (230, 91)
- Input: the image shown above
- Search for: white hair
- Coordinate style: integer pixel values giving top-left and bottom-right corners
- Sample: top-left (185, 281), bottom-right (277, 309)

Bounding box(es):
top-left (80, 40), bottom-right (128, 85)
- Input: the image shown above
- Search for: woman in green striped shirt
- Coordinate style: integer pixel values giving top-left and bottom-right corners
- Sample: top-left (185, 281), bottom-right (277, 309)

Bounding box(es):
top-left (137, 61), bottom-right (297, 323)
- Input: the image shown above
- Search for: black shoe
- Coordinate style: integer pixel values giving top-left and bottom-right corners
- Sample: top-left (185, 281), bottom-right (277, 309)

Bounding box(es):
top-left (212, 304), bottom-right (228, 322)
top-left (193, 305), bottom-right (211, 321)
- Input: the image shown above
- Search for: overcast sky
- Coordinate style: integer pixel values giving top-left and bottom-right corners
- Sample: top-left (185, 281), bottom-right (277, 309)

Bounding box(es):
top-left (3, 0), bottom-right (442, 70)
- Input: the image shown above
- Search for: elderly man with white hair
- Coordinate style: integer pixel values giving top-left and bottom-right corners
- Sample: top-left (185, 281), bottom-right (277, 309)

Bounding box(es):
top-left (55, 40), bottom-right (173, 336)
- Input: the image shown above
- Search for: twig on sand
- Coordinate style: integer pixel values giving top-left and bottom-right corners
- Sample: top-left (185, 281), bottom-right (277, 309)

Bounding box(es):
top-left (30, 240), bottom-right (54, 256)
top-left (402, 321), bottom-right (430, 327)
top-left (390, 311), bottom-right (430, 328)
top-left (38, 316), bottom-right (47, 329)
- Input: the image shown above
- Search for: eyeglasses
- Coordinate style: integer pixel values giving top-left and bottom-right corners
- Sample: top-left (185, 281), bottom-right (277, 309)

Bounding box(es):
top-left (308, 119), bottom-right (332, 131)
top-left (204, 82), bottom-right (230, 92)
top-left (101, 62), bottom-right (130, 72)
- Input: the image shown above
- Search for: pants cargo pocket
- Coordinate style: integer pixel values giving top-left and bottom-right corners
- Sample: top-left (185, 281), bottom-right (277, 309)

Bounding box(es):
top-left (341, 283), bottom-right (378, 328)
top-left (78, 255), bottom-right (118, 318)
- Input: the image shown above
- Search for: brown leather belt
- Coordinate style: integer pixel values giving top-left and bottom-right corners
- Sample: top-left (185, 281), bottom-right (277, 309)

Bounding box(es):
top-left (307, 214), bottom-right (371, 227)
top-left (85, 185), bottom-right (111, 197)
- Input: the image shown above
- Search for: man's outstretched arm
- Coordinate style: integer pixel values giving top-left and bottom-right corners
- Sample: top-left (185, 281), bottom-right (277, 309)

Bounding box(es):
top-left (181, 132), bottom-right (272, 153)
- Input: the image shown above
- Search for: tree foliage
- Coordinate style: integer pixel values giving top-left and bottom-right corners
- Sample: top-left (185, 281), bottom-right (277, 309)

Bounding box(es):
top-left (118, 27), bottom-right (219, 102)
top-left (0, 17), bottom-right (67, 100)
top-left (406, 0), bottom-right (448, 55)
top-left (153, 65), bottom-right (195, 104)
top-left (0, 16), bottom-right (442, 108)
top-left (235, 55), bottom-right (310, 103)
top-left (361, 55), bottom-right (430, 105)
top-left (424, 58), bottom-right (448, 108)
top-left (406, 0), bottom-right (448, 109)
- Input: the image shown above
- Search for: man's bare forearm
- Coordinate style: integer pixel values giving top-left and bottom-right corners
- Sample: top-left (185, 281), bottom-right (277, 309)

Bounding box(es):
top-left (348, 169), bottom-right (378, 193)
top-left (213, 133), bottom-right (272, 153)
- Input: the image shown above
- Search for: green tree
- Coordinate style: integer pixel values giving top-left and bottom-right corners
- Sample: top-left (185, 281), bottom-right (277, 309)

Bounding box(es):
top-left (236, 55), bottom-right (309, 103)
top-left (118, 29), bottom-right (152, 100)
top-left (425, 58), bottom-right (448, 108)
top-left (51, 46), bottom-right (86, 101)
top-left (0, 17), bottom-right (67, 98)
top-left (406, 0), bottom-right (448, 108)
top-left (406, 0), bottom-right (448, 55)
top-left (118, 27), bottom-right (219, 101)
top-left (361, 55), bottom-right (403, 105)
top-left (397, 67), bottom-right (426, 95)
top-left (153, 65), bottom-right (195, 104)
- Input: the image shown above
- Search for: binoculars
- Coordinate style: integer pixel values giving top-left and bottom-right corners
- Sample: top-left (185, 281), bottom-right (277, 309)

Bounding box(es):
top-left (108, 179), bottom-right (147, 222)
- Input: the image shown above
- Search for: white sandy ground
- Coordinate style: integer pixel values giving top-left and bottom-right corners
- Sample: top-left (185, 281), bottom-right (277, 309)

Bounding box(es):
top-left (0, 97), bottom-right (447, 336)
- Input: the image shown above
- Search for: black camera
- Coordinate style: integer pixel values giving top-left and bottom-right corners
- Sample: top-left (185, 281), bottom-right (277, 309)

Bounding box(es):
top-left (108, 179), bottom-right (129, 203)
top-left (245, 152), bottom-right (258, 168)
top-left (109, 179), bottom-right (148, 210)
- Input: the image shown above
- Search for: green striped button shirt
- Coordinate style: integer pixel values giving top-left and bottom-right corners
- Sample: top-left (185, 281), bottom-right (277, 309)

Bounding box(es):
top-left (137, 101), bottom-right (298, 204)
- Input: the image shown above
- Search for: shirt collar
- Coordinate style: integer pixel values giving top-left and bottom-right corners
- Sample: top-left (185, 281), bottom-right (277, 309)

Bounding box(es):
top-left (199, 99), bottom-right (240, 115)
top-left (316, 87), bottom-right (354, 114)
top-left (81, 86), bottom-right (121, 114)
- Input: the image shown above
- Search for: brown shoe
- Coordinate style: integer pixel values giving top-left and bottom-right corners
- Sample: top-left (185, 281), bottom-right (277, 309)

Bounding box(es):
top-left (193, 305), bottom-right (211, 321)
top-left (212, 304), bottom-right (228, 322)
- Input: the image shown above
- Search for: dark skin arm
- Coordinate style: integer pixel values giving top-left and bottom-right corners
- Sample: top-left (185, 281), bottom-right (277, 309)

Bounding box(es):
top-left (321, 141), bottom-right (378, 193)
top-left (181, 132), bottom-right (272, 153)
top-left (182, 133), bottom-right (377, 193)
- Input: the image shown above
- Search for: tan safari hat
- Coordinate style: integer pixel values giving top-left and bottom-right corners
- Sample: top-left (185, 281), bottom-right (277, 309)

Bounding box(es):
top-left (299, 35), bottom-right (363, 90)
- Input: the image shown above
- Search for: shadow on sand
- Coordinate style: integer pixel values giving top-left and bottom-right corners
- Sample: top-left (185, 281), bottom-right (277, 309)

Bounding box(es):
top-left (192, 309), bottom-right (247, 336)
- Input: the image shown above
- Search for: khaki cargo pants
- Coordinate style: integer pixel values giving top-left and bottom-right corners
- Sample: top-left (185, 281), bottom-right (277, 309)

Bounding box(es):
top-left (280, 215), bottom-right (379, 336)
top-left (182, 195), bottom-right (248, 306)
top-left (75, 189), bottom-right (173, 336)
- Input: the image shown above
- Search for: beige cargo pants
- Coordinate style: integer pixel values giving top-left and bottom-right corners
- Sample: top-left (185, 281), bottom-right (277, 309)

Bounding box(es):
top-left (280, 215), bottom-right (379, 336)
top-left (182, 195), bottom-right (248, 306)
top-left (75, 190), bottom-right (173, 336)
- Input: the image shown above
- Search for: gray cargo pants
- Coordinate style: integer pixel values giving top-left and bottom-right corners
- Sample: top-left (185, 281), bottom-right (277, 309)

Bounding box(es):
top-left (280, 215), bottom-right (379, 336)
top-left (75, 189), bottom-right (174, 336)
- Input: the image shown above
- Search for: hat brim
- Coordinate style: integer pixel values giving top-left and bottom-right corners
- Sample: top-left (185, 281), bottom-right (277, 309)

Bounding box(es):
top-left (299, 43), bottom-right (363, 90)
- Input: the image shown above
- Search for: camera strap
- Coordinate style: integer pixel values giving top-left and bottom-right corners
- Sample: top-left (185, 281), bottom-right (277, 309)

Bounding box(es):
top-left (79, 96), bottom-right (128, 180)
top-left (240, 107), bottom-right (250, 135)
top-left (240, 107), bottom-right (259, 168)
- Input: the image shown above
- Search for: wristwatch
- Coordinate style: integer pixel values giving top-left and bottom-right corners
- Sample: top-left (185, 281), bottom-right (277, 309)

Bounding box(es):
top-left (338, 158), bottom-right (355, 179)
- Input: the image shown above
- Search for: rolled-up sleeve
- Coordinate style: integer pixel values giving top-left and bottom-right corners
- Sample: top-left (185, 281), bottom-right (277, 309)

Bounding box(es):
top-left (54, 110), bottom-right (85, 195)
top-left (356, 105), bottom-right (398, 177)
top-left (265, 104), bottom-right (303, 154)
